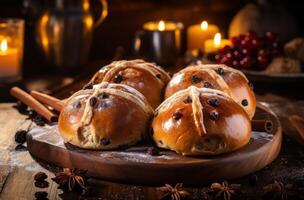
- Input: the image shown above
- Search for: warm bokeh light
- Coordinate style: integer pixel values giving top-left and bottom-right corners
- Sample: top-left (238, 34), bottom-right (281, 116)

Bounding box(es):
top-left (200, 21), bottom-right (208, 30)
top-left (158, 20), bottom-right (165, 31)
top-left (0, 39), bottom-right (8, 52)
top-left (214, 33), bottom-right (221, 47)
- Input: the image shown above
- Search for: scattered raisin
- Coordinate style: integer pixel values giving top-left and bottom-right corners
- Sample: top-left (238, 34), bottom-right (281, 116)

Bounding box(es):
top-left (50, 116), bottom-right (58, 123)
top-left (241, 99), bottom-right (248, 106)
top-left (100, 138), bottom-right (110, 145)
top-left (98, 92), bottom-right (109, 99)
top-left (207, 98), bottom-right (220, 107)
top-left (203, 82), bottom-right (211, 88)
top-left (13, 101), bottom-right (29, 115)
top-left (15, 144), bottom-right (27, 151)
top-left (89, 96), bottom-right (98, 107)
top-left (74, 101), bottom-right (82, 109)
top-left (28, 110), bottom-right (38, 119)
top-left (114, 74), bottom-right (123, 83)
top-left (34, 191), bottom-right (48, 199)
top-left (191, 75), bottom-right (202, 84)
top-left (15, 130), bottom-right (27, 144)
top-left (32, 115), bottom-right (46, 126)
top-left (216, 67), bottom-right (224, 75)
top-left (209, 111), bottom-right (219, 121)
top-left (34, 172), bottom-right (48, 182)
top-left (147, 147), bottom-right (159, 156)
top-left (173, 112), bottom-right (183, 120)
top-left (156, 74), bottom-right (161, 79)
top-left (35, 180), bottom-right (49, 188)
top-left (183, 96), bottom-right (192, 104)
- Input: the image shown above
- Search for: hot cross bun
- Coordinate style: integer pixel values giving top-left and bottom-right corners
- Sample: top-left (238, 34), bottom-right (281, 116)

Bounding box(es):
top-left (165, 64), bottom-right (256, 119)
top-left (152, 86), bottom-right (251, 155)
top-left (58, 83), bottom-right (153, 149)
top-left (88, 59), bottom-right (171, 109)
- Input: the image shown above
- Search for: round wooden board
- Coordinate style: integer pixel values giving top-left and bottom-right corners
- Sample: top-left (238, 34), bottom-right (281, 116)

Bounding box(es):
top-left (243, 70), bottom-right (304, 84)
top-left (27, 104), bottom-right (282, 186)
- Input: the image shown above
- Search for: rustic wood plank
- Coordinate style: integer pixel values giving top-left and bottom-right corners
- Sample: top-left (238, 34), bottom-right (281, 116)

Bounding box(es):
top-left (0, 103), bottom-right (59, 200)
top-left (0, 103), bottom-right (29, 194)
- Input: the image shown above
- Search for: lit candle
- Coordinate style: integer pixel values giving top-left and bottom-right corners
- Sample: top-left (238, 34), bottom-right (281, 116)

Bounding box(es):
top-left (0, 38), bottom-right (19, 78)
top-left (135, 20), bottom-right (184, 65)
top-left (204, 33), bottom-right (232, 54)
top-left (143, 20), bottom-right (179, 32)
top-left (187, 21), bottom-right (220, 51)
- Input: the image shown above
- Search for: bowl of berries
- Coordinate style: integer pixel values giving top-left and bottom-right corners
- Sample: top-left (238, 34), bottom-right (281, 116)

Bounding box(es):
top-left (214, 31), bottom-right (304, 83)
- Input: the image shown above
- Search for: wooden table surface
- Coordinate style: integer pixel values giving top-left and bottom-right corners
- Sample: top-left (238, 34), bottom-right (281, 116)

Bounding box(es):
top-left (1, 95), bottom-right (304, 200)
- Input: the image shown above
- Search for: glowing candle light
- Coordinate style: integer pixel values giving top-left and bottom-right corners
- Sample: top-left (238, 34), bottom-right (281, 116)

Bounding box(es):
top-left (158, 20), bottom-right (165, 31)
top-left (200, 21), bottom-right (208, 30)
top-left (0, 38), bottom-right (19, 78)
top-left (204, 32), bottom-right (232, 54)
top-left (0, 19), bottom-right (24, 81)
top-left (0, 39), bottom-right (7, 51)
top-left (214, 33), bottom-right (221, 47)
top-left (187, 20), bottom-right (219, 51)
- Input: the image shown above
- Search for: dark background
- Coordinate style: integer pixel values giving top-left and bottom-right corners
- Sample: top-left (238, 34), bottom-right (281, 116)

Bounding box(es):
top-left (0, 0), bottom-right (303, 75)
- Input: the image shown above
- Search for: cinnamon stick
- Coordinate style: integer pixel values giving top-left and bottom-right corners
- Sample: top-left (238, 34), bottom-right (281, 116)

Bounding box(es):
top-left (30, 91), bottom-right (64, 112)
top-left (252, 120), bottom-right (273, 133)
top-left (10, 87), bottom-right (57, 122)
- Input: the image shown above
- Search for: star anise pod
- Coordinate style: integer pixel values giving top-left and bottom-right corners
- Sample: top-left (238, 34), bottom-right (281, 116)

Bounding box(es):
top-left (158, 183), bottom-right (190, 200)
top-left (51, 168), bottom-right (87, 191)
top-left (263, 181), bottom-right (299, 200)
top-left (207, 181), bottom-right (241, 200)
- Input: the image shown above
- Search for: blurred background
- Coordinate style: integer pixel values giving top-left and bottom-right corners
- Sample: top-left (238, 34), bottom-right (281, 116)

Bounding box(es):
top-left (0, 0), bottom-right (303, 72)
top-left (0, 0), bottom-right (303, 101)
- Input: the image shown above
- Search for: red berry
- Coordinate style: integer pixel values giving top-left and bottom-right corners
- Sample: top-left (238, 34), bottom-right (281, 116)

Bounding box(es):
top-left (258, 49), bottom-right (269, 56)
top-left (242, 48), bottom-right (252, 56)
top-left (257, 55), bottom-right (270, 70)
top-left (232, 60), bottom-right (240, 68)
top-left (240, 56), bottom-right (252, 69)
top-left (232, 50), bottom-right (243, 60)
top-left (265, 32), bottom-right (277, 42)
top-left (251, 39), bottom-right (261, 49)
top-left (219, 56), bottom-right (232, 66)
top-left (231, 36), bottom-right (240, 46)
top-left (226, 52), bottom-right (232, 59)
top-left (218, 45), bottom-right (231, 54)
top-left (215, 54), bottom-right (222, 63)
top-left (240, 39), bottom-right (249, 48)
top-left (245, 30), bottom-right (257, 39)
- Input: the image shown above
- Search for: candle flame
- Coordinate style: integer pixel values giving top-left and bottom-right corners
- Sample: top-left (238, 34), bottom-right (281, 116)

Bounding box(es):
top-left (158, 20), bottom-right (165, 31)
top-left (0, 39), bottom-right (7, 52)
top-left (200, 21), bottom-right (208, 30)
top-left (214, 33), bottom-right (221, 47)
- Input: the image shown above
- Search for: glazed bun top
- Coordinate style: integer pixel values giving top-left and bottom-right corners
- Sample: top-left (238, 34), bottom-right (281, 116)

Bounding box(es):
top-left (152, 86), bottom-right (252, 155)
top-left (165, 64), bottom-right (256, 119)
top-left (88, 59), bottom-right (171, 108)
top-left (58, 83), bottom-right (153, 149)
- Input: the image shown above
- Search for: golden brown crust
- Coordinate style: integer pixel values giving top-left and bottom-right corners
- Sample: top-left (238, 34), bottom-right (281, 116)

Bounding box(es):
top-left (165, 64), bottom-right (256, 119)
top-left (153, 86), bottom-right (252, 155)
top-left (89, 59), bottom-right (171, 108)
top-left (58, 83), bottom-right (153, 150)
